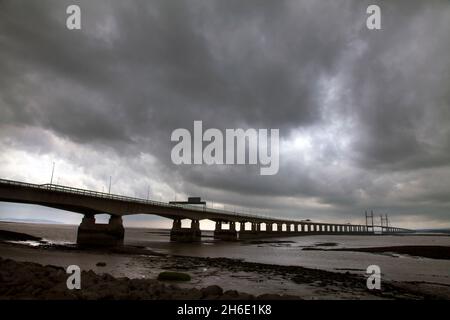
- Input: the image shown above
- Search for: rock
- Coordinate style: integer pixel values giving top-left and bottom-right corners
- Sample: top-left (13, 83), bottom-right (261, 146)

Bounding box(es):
top-left (280, 294), bottom-right (301, 300)
top-left (236, 292), bottom-right (255, 300)
top-left (220, 290), bottom-right (242, 300)
top-left (157, 271), bottom-right (191, 282)
top-left (257, 293), bottom-right (282, 300)
top-left (200, 285), bottom-right (223, 298)
top-left (96, 262), bottom-right (107, 267)
top-left (171, 288), bottom-right (202, 300)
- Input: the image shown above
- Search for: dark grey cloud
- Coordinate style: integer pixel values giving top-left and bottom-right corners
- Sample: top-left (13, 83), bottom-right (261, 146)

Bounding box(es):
top-left (0, 0), bottom-right (449, 227)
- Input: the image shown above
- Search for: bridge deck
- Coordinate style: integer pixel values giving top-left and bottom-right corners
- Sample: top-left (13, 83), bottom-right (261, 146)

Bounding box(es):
top-left (0, 178), bottom-right (411, 231)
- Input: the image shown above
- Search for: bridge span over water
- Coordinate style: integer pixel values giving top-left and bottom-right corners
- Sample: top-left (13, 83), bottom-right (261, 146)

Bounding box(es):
top-left (0, 179), bottom-right (413, 246)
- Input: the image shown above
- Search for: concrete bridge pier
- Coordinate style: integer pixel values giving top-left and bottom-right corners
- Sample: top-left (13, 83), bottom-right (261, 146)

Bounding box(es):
top-left (214, 221), bottom-right (238, 241)
top-left (239, 221), bottom-right (262, 239)
top-left (77, 213), bottom-right (125, 247)
top-left (277, 223), bottom-right (283, 233)
top-left (170, 218), bottom-right (201, 242)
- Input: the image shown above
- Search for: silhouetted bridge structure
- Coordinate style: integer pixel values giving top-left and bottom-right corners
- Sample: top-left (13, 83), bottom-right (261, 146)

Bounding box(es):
top-left (0, 179), bottom-right (414, 246)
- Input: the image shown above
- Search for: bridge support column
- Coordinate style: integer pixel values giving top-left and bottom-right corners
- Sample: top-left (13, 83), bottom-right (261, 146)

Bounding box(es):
top-left (77, 214), bottom-right (125, 247)
top-left (170, 219), bottom-right (202, 242)
top-left (172, 218), bottom-right (182, 230)
top-left (214, 221), bottom-right (238, 241)
top-left (277, 224), bottom-right (283, 232)
top-left (239, 221), bottom-right (258, 239)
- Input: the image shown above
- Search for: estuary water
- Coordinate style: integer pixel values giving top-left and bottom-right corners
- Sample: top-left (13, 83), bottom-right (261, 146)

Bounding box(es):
top-left (0, 221), bottom-right (449, 287)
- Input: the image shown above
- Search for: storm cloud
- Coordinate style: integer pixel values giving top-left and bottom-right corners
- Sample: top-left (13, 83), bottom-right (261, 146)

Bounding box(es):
top-left (0, 0), bottom-right (449, 228)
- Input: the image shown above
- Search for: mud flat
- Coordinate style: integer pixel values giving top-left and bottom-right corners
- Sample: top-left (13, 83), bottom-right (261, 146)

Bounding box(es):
top-left (302, 245), bottom-right (450, 260)
top-left (0, 257), bottom-right (273, 300)
top-left (1, 253), bottom-right (441, 300)
top-left (0, 230), bottom-right (449, 300)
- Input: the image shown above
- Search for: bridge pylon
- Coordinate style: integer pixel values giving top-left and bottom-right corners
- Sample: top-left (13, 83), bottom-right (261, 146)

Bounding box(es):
top-left (77, 213), bottom-right (124, 246)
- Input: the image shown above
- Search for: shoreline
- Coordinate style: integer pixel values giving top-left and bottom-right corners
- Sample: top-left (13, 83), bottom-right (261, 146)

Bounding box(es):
top-left (1, 239), bottom-right (449, 299)
top-left (1, 228), bottom-right (450, 299)
top-left (0, 256), bottom-right (289, 300)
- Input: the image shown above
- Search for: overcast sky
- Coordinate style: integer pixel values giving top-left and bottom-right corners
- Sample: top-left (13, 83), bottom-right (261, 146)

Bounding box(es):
top-left (0, 0), bottom-right (449, 229)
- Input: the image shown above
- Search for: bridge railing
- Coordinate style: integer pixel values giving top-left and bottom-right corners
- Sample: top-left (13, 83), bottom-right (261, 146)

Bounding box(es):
top-left (0, 178), bottom-right (287, 222)
top-left (0, 178), bottom-right (413, 230)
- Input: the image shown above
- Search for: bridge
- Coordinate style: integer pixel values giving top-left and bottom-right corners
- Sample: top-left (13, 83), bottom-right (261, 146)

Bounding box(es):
top-left (0, 178), bottom-right (414, 246)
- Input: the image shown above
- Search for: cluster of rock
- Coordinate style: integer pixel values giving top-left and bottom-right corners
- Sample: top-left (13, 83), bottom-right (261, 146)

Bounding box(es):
top-left (0, 257), bottom-right (299, 300)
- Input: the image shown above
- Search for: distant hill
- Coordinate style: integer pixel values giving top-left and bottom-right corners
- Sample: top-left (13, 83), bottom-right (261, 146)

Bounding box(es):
top-left (414, 228), bottom-right (450, 234)
top-left (0, 218), bottom-right (64, 225)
